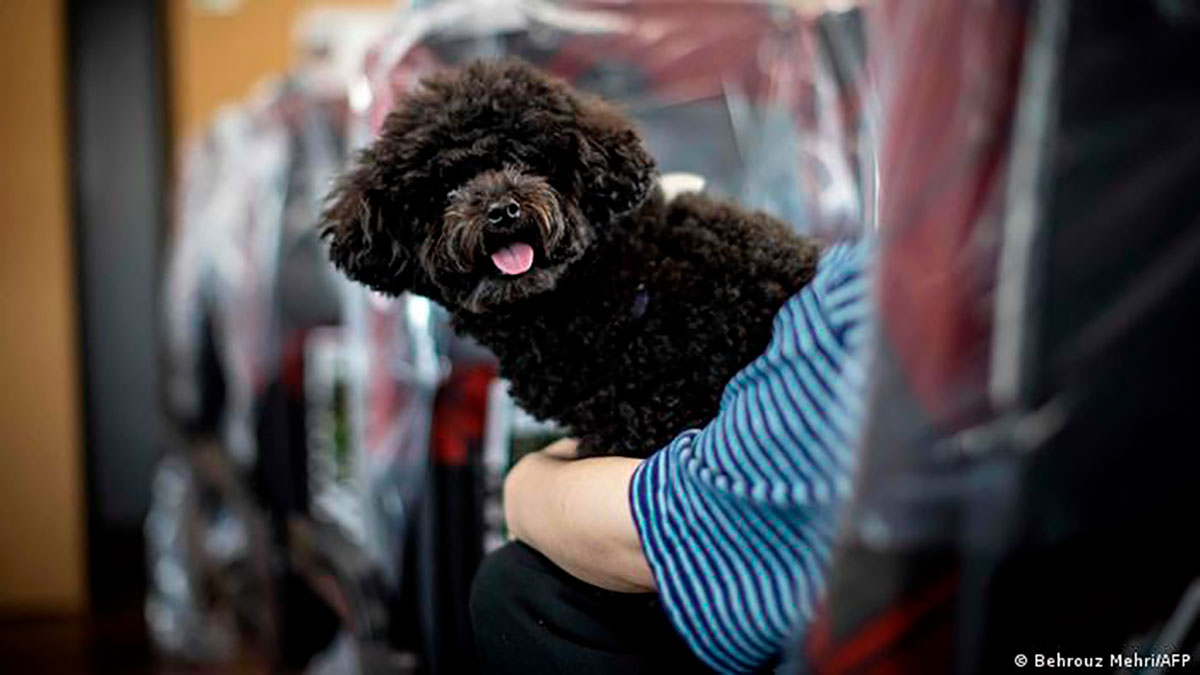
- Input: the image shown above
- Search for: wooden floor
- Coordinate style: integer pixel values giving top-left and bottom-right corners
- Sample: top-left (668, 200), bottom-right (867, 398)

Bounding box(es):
top-left (0, 608), bottom-right (269, 674)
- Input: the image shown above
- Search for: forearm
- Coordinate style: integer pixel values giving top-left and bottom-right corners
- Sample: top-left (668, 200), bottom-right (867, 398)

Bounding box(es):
top-left (504, 448), bottom-right (655, 593)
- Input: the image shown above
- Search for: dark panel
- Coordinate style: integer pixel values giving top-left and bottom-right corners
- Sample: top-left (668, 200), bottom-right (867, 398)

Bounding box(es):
top-left (67, 0), bottom-right (169, 610)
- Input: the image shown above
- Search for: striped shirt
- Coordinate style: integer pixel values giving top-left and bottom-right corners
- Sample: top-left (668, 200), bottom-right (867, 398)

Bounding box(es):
top-left (630, 241), bottom-right (871, 673)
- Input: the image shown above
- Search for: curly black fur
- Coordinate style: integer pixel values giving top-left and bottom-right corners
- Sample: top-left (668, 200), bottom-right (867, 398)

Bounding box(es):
top-left (322, 60), bottom-right (820, 458)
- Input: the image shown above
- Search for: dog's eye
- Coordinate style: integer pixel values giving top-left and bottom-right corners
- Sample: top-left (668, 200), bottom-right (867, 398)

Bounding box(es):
top-left (447, 189), bottom-right (461, 201)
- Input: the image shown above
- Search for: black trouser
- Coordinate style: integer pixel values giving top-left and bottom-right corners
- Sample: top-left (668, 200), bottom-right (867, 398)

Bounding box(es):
top-left (470, 541), bottom-right (712, 674)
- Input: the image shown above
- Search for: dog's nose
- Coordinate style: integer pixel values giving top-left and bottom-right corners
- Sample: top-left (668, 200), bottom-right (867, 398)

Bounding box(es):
top-left (487, 199), bottom-right (521, 225)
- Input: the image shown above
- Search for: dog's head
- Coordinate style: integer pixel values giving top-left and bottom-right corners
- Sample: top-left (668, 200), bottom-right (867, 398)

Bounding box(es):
top-left (321, 59), bottom-right (657, 313)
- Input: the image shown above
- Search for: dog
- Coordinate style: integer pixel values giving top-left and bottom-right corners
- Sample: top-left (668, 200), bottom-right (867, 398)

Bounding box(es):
top-left (322, 60), bottom-right (821, 458)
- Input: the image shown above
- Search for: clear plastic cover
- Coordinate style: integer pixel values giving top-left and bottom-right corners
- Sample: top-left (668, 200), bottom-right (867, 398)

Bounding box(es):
top-left (356, 0), bottom-right (873, 238)
top-left (162, 80), bottom-right (347, 466)
top-left (155, 77), bottom-right (355, 662)
top-left (810, 1), bottom-right (1200, 670)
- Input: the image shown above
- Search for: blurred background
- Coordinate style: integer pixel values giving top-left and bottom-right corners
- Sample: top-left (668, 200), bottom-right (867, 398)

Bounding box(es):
top-left (1, 1), bottom-right (869, 671)
top-left (2, 0), bottom-right (1198, 673)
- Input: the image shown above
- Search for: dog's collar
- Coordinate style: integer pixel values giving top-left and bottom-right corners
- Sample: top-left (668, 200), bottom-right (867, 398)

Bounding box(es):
top-left (631, 283), bottom-right (650, 319)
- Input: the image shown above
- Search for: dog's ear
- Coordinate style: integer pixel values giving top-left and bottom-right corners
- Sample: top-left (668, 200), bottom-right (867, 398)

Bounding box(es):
top-left (570, 95), bottom-right (658, 224)
top-left (320, 147), bottom-right (416, 296)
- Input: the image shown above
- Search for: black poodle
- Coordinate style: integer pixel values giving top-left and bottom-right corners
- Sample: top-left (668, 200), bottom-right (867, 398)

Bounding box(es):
top-left (322, 60), bottom-right (820, 458)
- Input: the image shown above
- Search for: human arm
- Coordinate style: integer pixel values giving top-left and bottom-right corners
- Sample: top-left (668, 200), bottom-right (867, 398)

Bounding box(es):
top-left (503, 438), bottom-right (655, 593)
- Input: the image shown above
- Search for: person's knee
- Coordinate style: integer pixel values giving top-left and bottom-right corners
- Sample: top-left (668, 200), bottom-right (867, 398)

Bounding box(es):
top-left (471, 542), bottom-right (555, 670)
top-left (471, 542), bottom-right (710, 674)
top-left (470, 543), bottom-right (517, 622)
top-left (470, 542), bottom-right (543, 633)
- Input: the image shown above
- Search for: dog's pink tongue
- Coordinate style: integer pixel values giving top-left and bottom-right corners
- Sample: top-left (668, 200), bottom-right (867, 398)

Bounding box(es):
top-left (491, 242), bottom-right (535, 275)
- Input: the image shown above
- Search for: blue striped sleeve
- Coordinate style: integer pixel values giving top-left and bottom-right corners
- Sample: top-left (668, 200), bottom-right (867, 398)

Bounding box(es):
top-left (629, 240), bottom-right (872, 673)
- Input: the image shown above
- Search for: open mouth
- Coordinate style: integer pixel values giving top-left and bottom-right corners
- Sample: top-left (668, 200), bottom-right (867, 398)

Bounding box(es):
top-left (490, 241), bottom-right (535, 276)
top-left (484, 225), bottom-right (543, 276)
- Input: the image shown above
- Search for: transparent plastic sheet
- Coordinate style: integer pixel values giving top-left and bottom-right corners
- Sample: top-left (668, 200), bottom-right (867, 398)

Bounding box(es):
top-left (162, 110), bottom-right (252, 445)
top-left (335, 290), bottom-right (442, 584)
top-left (144, 453), bottom-right (238, 663)
top-left (162, 98), bottom-right (287, 467)
top-left (154, 103), bottom-right (283, 663)
top-left (808, 1), bottom-right (1200, 671)
top-left (144, 447), bottom-right (276, 664)
top-left (324, 254), bottom-right (466, 668)
top-left (358, 0), bottom-right (874, 238)
top-left (154, 78), bottom-right (356, 663)
top-left (163, 75), bottom-right (350, 456)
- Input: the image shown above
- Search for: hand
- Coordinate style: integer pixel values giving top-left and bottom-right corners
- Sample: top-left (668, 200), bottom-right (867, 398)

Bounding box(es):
top-left (538, 437), bottom-right (580, 460)
top-left (503, 438), bottom-right (655, 592)
top-left (505, 439), bottom-right (578, 541)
